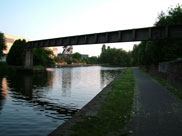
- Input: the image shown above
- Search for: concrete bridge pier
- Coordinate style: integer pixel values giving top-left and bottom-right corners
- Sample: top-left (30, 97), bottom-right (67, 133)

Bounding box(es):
top-left (24, 49), bottom-right (33, 69)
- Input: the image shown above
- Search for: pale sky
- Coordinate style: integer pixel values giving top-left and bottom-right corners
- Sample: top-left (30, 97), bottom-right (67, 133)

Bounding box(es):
top-left (0, 0), bottom-right (181, 56)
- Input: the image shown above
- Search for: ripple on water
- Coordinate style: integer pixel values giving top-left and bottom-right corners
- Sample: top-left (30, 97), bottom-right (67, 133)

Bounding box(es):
top-left (0, 66), bottom-right (123, 136)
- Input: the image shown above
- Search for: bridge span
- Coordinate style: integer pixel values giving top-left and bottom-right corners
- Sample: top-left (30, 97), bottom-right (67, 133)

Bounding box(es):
top-left (24, 25), bottom-right (182, 68)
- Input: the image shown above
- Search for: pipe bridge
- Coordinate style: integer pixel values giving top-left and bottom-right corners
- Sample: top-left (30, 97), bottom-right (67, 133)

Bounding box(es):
top-left (24, 25), bottom-right (182, 68)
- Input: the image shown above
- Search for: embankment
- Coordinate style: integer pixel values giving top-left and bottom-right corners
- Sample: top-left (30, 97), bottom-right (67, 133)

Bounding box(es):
top-left (49, 68), bottom-right (135, 136)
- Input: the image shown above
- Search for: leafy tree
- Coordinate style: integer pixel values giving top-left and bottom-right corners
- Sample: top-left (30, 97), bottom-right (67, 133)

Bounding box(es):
top-left (7, 39), bottom-right (55, 66)
top-left (0, 33), bottom-right (6, 59)
top-left (33, 48), bottom-right (55, 66)
top-left (88, 56), bottom-right (99, 64)
top-left (82, 58), bottom-right (89, 64)
top-left (100, 45), bottom-right (130, 66)
top-left (72, 52), bottom-right (82, 61)
top-left (6, 39), bottom-right (26, 65)
top-left (101, 44), bottom-right (106, 53)
top-left (54, 56), bottom-right (64, 63)
top-left (131, 5), bottom-right (182, 66)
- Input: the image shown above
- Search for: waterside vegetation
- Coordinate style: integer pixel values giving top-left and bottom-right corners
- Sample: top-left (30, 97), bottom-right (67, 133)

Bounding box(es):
top-left (70, 68), bottom-right (135, 136)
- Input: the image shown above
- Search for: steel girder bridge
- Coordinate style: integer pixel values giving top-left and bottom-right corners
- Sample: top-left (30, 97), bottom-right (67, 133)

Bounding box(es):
top-left (24, 25), bottom-right (182, 68)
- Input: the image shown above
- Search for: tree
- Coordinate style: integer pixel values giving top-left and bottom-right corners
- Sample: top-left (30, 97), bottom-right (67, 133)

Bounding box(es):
top-left (88, 56), bottom-right (99, 64)
top-left (0, 33), bottom-right (6, 59)
top-left (33, 48), bottom-right (55, 66)
top-left (7, 39), bottom-right (55, 66)
top-left (72, 52), bottom-right (82, 61)
top-left (6, 39), bottom-right (26, 65)
top-left (100, 45), bottom-right (130, 66)
top-left (82, 58), bottom-right (89, 64)
top-left (101, 44), bottom-right (106, 53)
top-left (131, 5), bottom-right (182, 66)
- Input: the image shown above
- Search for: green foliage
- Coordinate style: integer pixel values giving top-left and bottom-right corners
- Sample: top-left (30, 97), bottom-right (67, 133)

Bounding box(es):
top-left (72, 52), bottom-right (82, 61)
top-left (7, 39), bottom-right (55, 66)
top-left (71, 68), bottom-right (135, 136)
top-left (66, 58), bottom-right (72, 64)
top-left (54, 56), bottom-right (64, 63)
top-left (155, 4), bottom-right (182, 26)
top-left (6, 39), bottom-right (26, 65)
top-left (88, 56), bottom-right (99, 64)
top-left (82, 58), bottom-right (89, 64)
top-left (33, 48), bottom-right (55, 66)
top-left (132, 5), bottom-right (182, 66)
top-left (0, 33), bottom-right (6, 58)
top-left (100, 46), bottom-right (131, 66)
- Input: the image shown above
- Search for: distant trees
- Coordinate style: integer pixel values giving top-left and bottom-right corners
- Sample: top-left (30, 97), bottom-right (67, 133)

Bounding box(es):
top-left (99, 44), bottom-right (131, 66)
top-left (131, 5), bottom-right (182, 66)
top-left (72, 52), bottom-right (82, 61)
top-left (88, 56), bottom-right (99, 64)
top-left (0, 33), bottom-right (6, 59)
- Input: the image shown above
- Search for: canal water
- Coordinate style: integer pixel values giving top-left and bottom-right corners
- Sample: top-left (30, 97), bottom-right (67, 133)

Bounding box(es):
top-left (0, 66), bottom-right (123, 136)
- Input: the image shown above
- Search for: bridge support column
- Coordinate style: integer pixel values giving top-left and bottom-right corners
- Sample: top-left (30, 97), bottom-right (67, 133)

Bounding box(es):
top-left (24, 49), bottom-right (33, 69)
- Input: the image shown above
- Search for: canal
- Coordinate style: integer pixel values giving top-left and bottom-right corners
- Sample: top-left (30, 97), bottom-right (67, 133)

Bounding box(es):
top-left (0, 66), bottom-right (123, 136)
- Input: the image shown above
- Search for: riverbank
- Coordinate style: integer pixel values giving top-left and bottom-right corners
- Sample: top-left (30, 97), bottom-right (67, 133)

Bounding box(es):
top-left (49, 68), bottom-right (135, 136)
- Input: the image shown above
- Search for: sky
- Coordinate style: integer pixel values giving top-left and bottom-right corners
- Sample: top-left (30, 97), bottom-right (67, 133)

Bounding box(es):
top-left (0, 0), bottom-right (181, 56)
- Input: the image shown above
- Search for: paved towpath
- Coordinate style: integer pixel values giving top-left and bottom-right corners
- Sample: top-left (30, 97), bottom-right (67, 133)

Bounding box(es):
top-left (130, 68), bottom-right (182, 136)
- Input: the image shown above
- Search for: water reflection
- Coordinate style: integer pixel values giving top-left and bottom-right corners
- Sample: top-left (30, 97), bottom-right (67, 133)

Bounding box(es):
top-left (5, 72), bottom-right (79, 120)
top-left (62, 68), bottom-right (72, 97)
top-left (0, 66), bottom-right (123, 136)
top-left (0, 78), bottom-right (9, 112)
top-left (100, 67), bottom-right (123, 88)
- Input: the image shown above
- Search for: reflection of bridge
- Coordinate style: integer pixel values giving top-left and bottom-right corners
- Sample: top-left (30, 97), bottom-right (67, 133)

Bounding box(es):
top-left (24, 25), bottom-right (182, 68)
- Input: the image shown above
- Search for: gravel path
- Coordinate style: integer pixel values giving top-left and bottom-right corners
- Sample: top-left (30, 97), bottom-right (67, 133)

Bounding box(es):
top-left (130, 68), bottom-right (182, 136)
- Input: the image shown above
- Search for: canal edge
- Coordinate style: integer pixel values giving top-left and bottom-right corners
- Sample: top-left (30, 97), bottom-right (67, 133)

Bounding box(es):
top-left (49, 68), bottom-right (126, 136)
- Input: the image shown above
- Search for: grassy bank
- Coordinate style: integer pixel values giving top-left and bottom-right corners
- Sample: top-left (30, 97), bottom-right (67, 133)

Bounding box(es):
top-left (145, 71), bottom-right (182, 101)
top-left (70, 68), bottom-right (135, 136)
top-left (0, 62), bottom-right (16, 76)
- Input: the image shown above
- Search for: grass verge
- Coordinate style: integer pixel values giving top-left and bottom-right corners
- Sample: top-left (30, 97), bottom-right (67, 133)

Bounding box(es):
top-left (145, 71), bottom-right (182, 100)
top-left (70, 68), bottom-right (135, 136)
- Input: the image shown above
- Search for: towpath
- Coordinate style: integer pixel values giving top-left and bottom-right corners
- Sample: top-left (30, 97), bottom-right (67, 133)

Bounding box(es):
top-left (130, 68), bottom-right (182, 136)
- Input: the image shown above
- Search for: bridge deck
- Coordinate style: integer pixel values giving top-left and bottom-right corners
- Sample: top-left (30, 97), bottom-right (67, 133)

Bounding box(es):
top-left (27, 25), bottom-right (182, 48)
